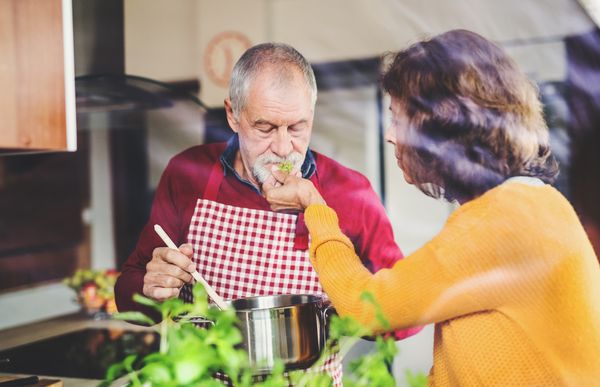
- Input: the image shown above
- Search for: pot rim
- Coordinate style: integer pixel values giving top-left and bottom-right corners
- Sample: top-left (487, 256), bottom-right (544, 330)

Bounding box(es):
top-left (229, 293), bottom-right (325, 312)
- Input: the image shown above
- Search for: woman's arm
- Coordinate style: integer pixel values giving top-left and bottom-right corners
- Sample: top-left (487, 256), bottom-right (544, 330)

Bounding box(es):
top-left (305, 204), bottom-right (490, 330)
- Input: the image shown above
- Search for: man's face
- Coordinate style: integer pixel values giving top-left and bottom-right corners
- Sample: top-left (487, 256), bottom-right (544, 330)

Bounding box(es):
top-left (225, 67), bottom-right (314, 187)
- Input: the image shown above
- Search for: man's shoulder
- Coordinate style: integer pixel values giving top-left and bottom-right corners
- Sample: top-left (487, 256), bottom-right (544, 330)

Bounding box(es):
top-left (313, 150), bottom-right (372, 189)
top-left (169, 142), bottom-right (227, 166)
top-left (162, 142), bottom-right (227, 183)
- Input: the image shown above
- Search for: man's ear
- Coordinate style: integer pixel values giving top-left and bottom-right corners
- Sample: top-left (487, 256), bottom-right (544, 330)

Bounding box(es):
top-left (224, 98), bottom-right (239, 133)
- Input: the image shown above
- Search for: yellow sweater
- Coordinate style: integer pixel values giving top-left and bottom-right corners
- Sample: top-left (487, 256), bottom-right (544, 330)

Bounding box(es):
top-left (306, 181), bottom-right (600, 386)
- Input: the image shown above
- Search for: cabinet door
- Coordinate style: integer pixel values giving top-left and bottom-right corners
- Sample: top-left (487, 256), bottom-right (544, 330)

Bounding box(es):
top-left (0, 0), bottom-right (76, 151)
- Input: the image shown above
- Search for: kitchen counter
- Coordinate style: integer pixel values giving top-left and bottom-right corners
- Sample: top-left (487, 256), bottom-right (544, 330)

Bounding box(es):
top-left (0, 373), bottom-right (96, 387)
top-left (0, 312), bottom-right (151, 352)
top-left (0, 312), bottom-right (154, 386)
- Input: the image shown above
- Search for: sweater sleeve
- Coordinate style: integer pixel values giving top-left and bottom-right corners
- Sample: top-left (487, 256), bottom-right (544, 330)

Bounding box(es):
top-left (306, 186), bottom-right (567, 332)
top-left (114, 159), bottom-right (184, 320)
top-left (359, 201), bottom-right (424, 338)
top-left (306, 204), bottom-right (489, 331)
top-left (352, 181), bottom-right (404, 272)
top-left (314, 161), bottom-right (422, 338)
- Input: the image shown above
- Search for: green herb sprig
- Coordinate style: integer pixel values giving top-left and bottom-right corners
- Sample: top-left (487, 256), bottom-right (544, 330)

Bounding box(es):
top-left (278, 161), bottom-right (294, 173)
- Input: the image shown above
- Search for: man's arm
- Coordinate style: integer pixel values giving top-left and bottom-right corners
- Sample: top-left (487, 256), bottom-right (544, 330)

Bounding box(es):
top-left (114, 160), bottom-right (193, 319)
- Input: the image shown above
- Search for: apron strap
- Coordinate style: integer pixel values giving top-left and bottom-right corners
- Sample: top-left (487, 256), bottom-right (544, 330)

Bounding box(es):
top-left (203, 160), bottom-right (224, 201)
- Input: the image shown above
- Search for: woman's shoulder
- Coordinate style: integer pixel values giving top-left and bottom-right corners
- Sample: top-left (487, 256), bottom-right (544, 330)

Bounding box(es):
top-left (483, 182), bottom-right (568, 215)
top-left (448, 182), bottom-right (575, 235)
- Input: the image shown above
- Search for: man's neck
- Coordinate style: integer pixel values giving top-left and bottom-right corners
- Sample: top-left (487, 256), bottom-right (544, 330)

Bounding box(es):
top-left (233, 151), bottom-right (261, 190)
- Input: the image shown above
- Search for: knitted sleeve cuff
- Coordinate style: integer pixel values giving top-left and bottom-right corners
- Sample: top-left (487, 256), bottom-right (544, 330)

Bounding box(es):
top-left (305, 204), bottom-right (355, 264)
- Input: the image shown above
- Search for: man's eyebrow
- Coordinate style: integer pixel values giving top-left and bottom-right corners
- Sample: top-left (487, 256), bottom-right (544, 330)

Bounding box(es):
top-left (252, 119), bottom-right (308, 126)
top-left (290, 119), bottom-right (308, 126)
top-left (253, 119), bottom-right (275, 126)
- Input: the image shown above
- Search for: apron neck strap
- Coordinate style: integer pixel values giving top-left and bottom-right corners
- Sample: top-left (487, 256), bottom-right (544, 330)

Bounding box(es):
top-left (203, 160), bottom-right (224, 201)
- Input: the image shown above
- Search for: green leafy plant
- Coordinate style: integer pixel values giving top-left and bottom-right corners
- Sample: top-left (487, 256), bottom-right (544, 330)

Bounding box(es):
top-left (102, 284), bottom-right (427, 386)
top-left (102, 284), bottom-right (266, 386)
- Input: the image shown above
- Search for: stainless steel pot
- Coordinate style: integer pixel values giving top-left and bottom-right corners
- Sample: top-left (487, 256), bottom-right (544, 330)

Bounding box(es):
top-left (230, 294), bottom-right (334, 374)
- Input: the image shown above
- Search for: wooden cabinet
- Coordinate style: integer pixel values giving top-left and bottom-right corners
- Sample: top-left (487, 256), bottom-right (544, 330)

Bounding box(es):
top-left (0, 0), bottom-right (76, 151)
top-left (0, 148), bottom-right (89, 291)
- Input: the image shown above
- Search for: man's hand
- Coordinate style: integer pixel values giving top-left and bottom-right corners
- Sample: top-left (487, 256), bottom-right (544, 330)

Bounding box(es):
top-left (263, 169), bottom-right (326, 212)
top-left (143, 243), bottom-right (195, 301)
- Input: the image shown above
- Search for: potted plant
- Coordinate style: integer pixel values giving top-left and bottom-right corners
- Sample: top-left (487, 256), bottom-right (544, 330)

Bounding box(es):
top-left (63, 268), bottom-right (119, 316)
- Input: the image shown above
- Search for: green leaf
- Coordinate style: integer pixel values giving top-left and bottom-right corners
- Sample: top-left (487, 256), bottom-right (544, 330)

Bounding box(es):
top-left (306, 372), bottom-right (333, 387)
top-left (405, 369), bottom-right (429, 387)
top-left (140, 362), bottom-right (172, 384)
top-left (132, 293), bottom-right (160, 308)
top-left (174, 355), bottom-right (204, 385)
top-left (104, 362), bottom-right (126, 382)
top-left (122, 354), bottom-right (138, 371)
top-left (360, 291), bottom-right (390, 330)
top-left (161, 297), bottom-right (187, 317)
top-left (217, 346), bottom-right (247, 377)
top-left (329, 315), bottom-right (371, 339)
top-left (112, 311), bottom-right (156, 326)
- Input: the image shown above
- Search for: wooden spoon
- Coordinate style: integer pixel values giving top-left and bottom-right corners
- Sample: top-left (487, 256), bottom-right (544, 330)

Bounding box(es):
top-left (153, 224), bottom-right (228, 310)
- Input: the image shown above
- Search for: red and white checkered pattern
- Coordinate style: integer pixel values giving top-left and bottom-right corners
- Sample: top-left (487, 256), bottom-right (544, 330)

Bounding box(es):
top-left (184, 198), bottom-right (341, 386)
top-left (188, 199), bottom-right (323, 299)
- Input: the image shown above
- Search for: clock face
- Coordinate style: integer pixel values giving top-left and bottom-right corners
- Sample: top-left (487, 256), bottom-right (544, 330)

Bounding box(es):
top-left (204, 31), bottom-right (253, 88)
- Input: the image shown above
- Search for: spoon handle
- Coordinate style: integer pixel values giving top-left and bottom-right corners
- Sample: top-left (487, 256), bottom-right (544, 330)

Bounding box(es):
top-left (153, 224), bottom-right (228, 310)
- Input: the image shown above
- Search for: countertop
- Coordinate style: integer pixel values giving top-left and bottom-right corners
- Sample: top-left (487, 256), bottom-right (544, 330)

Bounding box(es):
top-left (0, 312), bottom-right (153, 386)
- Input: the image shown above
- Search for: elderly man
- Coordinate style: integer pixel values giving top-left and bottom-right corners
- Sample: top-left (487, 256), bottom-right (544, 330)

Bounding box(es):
top-left (115, 43), bottom-right (419, 383)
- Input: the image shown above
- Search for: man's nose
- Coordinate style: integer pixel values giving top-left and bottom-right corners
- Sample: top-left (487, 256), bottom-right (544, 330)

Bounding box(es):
top-left (384, 127), bottom-right (397, 145)
top-left (272, 128), bottom-right (293, 156)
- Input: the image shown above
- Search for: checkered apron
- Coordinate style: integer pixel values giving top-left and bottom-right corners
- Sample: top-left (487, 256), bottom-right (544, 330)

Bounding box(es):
top-left (182, 161), bottom-right (342, 386)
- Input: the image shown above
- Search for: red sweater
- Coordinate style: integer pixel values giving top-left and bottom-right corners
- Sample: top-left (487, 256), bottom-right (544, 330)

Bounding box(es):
top-left (115, 142), bottom-right (417, 337)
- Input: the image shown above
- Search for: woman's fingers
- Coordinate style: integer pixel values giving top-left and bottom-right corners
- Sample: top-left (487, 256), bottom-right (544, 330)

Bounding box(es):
top-left (263, 175), bottom-right (325, 211)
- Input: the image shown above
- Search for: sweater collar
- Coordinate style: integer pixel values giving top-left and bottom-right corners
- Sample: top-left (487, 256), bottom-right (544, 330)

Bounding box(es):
top-left (503, 176), bottom-right (545, 186)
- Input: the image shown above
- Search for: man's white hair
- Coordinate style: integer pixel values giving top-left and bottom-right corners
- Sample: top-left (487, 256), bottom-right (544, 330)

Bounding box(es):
top-left (229, 42), bottom-right (317, 119)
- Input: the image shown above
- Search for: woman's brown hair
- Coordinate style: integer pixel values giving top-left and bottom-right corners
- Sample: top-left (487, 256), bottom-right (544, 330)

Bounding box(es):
top-left (382, 29), bottom-right (559, 202)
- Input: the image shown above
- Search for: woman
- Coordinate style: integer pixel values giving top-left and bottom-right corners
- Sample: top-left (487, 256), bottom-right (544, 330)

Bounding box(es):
top-left (263, 29), bottom-right (600, 385)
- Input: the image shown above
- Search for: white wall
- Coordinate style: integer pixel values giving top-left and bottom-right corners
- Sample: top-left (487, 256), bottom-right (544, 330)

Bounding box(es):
top-left (124, 0), bottom-right (199, 81)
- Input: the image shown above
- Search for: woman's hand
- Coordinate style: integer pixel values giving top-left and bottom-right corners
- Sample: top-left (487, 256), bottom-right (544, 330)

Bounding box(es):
top-left (262, 168), bottom-right (326, 212)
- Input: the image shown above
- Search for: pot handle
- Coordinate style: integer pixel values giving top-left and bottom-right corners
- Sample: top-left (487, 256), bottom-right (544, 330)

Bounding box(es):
top-left (321, 299), bottom-right (337, 345)
top-left (186, 316), bottom-right (215, 329)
